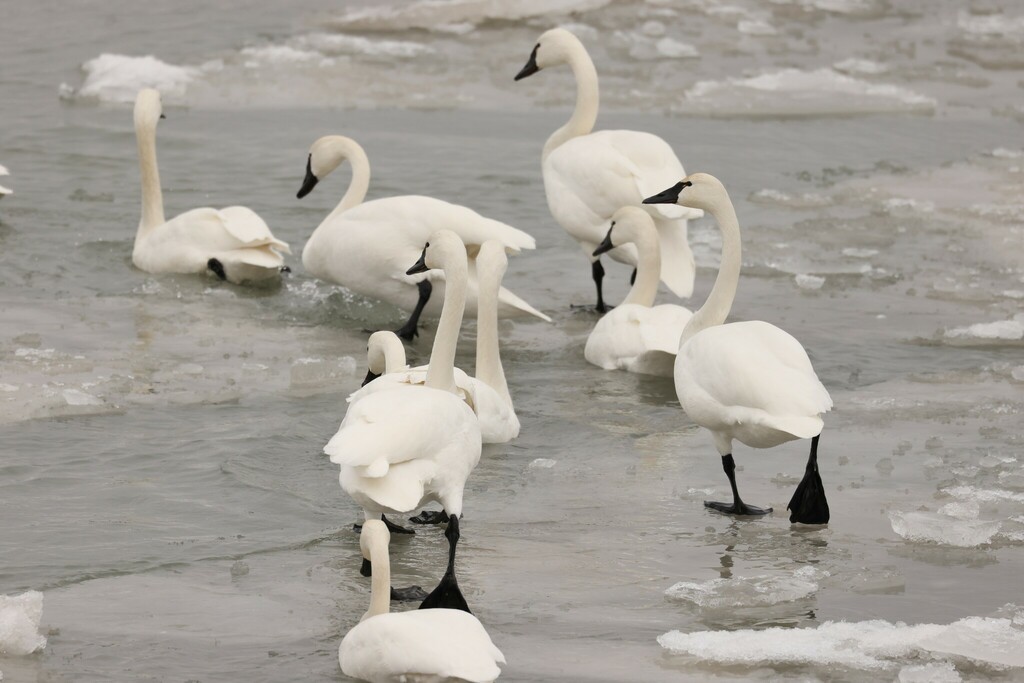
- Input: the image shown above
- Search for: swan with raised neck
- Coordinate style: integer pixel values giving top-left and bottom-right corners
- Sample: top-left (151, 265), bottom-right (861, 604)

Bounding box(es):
top-left (296, 135), bottom-right (371, 221)
top-left (473, 241), bottom-right (513, 407)
top-left (134, 88), bottom-right (166, 240)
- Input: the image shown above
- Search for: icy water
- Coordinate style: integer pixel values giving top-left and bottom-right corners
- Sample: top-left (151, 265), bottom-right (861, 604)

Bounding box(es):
top-left (2, 0), bottom-right (1024, 681)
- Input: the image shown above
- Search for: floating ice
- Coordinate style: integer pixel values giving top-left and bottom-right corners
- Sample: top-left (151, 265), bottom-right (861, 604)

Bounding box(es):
top-left (0, 591), bottom-right (47, 656)
top-left (942, 485), bottom-right (1024, 504)
top-left (897, 662), bottom-right (961, 683)
top-left (68, 53), bottom-right (199, 103)
top-left (749, 188), bottom-right (831, 208)
top-left (992, 148), bottom-right (1024, 159)
top-left (919, 612), bottom-right (1024, 668)
top-left (945, 319), bottom-right (1024, 342)
top-left (738, 19), bottom-right (777, 36)
top-left (889, 510), bottom-right (1000, 547)
top-left (301, 33), bottom-right (433, 58)
top-left (326, 0), bottom-right (613, 32)
top-left (239, 45), bottom-right (331, 68)
top-left (289, 356), bottom-right (358, 389)
top-left (833, 58), bottom-right (889, 75)
top-left (795, 274), bottom-right (826, 290)
top-left (842, 247), bottom-right (879, 257)
top-left (62, 388), bottom-right (103, 406)
top-left (665, 567), bottom-right (820, 609)
top-left (655, 38), bottom-right (698, 59)
top-left (528, 458), bottom-right (557, 469)
top-left (937, 501), bottom-right (979, 520)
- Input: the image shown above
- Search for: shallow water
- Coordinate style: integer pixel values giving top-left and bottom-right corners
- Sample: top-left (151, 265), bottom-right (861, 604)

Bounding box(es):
top-left (2, 0), bottom-right (1024, 681)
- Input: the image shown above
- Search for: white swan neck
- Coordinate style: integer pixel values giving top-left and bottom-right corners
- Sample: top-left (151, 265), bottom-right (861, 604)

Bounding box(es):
top-left (383, 339), bottom-right (406, 374)
top-left (365, 537), bottom-right (391, 620)
top-left (475, 263), bottom-right (512, 406)
top-left (135, 117), bottom-right (165, 237)
top-left (679, 196), bottom-right (741, 347)
top-left (542, 42), bottom-right (599, 161)
top-left (425, 256), bottom-right (468, 393)
top-left (621, 233), bottom-right (661, 307)
top-left (327, 138), bottom-right (371, 222)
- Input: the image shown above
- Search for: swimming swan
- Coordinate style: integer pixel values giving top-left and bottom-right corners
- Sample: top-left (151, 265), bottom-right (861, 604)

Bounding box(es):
top-left (339, 519), bottom-right (505, 683)
top-left (353, 241), bottom-right (520, 444)
top-left (131, 89), bottom-right (290, 283)
top-left (644, 174), bottom-right (832, 524)
top-left (0, 164), bottom-right (11, 198)
top-left (326, 230), bottom-right (483, 609)
top-left (297, 135), bottom-right (550, 339)
top-left (585, 207), bottom-right (692, 377)
top-left (514, 28), bottom-right (703, 311)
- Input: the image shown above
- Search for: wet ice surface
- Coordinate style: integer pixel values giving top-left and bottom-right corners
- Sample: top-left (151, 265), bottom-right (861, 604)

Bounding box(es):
top-left (2, 0), bottom-right (1024, 681)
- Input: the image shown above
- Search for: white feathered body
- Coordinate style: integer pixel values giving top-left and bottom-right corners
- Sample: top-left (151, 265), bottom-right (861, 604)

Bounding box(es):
top-left (674, 321), bottom-right (833, 452)
top-left (133, 205), bottom-right (290, 283)
top-left (302, 195), bottom-right (548, 321)
top-left (543, 130), bottom-right (703, 297)
top-left (340, 608), bottom-right (505, 683)
top-left (350, 366), bottom-right (519, 444)
top-left (0, 163), bottom-right (10, 197)
top-left (585, 303), bottom-right (692, 377)
top-left (326, 386), bottom-right (481, 517)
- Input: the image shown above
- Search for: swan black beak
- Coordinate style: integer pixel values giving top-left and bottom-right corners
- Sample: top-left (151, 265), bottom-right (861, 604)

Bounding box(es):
top-left (361, 369), bottom-right (380, 387)
top-left (159, 113), bottom-right (166, 119)
top-left (514, 45), bottom-right (540, 81)
top-left (643, 181), bottom-right (691, 205)
top-left (296, 154), bottom-right (319, 199)
top-left (593, 226), bottom-right (615, 257)
top-left (406, 245), bottom-right (429, 275)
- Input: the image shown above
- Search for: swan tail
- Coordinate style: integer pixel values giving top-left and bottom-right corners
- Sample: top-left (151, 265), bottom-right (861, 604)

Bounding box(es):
top-left (496, 286), bottom-right (552, 322)
top-left (656, 220), bottom-right (696, 299)
top-left (217, 246), bottom-right (286, 270)
top-left (763, 414), bottom-right (824, 440)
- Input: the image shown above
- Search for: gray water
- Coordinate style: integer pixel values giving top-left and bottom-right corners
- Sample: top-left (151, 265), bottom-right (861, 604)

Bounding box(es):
top-left (1, 0), bottom-right (1023, 681)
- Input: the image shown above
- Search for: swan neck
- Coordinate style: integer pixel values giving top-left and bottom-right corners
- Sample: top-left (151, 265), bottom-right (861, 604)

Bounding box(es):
top-left (383, 340), bottom-right (407, 374)
top-left (365, 540), bottom-right (391, 619)
top-left (621, 234), bottom-right (661, 307)
top-left (542, 46), bottom-right (599, 160)
top-left (136, 118), bottom-right (165, 237)
top-left (475, 265), bottom-right (512, 406)
top-left (425, 256), bottom-right (468, 393)
top-left (327, 140), bottom-right (370, 222)
top-left (679, 197), bottom-right (741, 347)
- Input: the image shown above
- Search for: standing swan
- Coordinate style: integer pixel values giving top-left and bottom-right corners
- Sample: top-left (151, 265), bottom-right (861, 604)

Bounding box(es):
top-left (353, 241), bottom-right (520, 444)
top-left (585, 207), bottom-right (693, 377)
top-left (644, 174), bottom-right (832, 524)
top-left (296, 135), bottom-right (550, 340)
top-left (514, 28), bottom-right (703, 311)
top-left (130, 89), bottom-right (290, 283)
top-left (326, 230), bottom-right (483, 609)
top-left (339, 520), bottom-right (505, 683)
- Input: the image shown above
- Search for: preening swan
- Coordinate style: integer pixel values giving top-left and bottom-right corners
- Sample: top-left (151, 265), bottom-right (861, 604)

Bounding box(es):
top-left (0, 164), bottom-right (11, 198)
top-left (130, 89), bottom-right (290, 283)
top-left (353, 241), bottom-right (520, 444)
top-left (340, 520), bottom-right (505, 683)
top-left (514, 28), bottom-right (703, 311)
top-left (326, 230), bottom-right (483, 609)
top-left (644, 174), bottom-right (833, 524)
top-left (585, 207), bottom-right (693, 377)
top-left (296, 135), bottom-right (550, 340)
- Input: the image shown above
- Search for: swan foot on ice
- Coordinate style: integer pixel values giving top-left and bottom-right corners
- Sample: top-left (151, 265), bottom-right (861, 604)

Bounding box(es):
top-left (787, 435), bottom-right (830, 525)
top-left (353, 514), bottom-right (416, 535)
top-left (704, 453), bottom-right (773, 517)
top-left (409, 509), bottom-right (450, 525)
top-left (419, 516), bottom-right (471, 613)
top-left (207, 258), bottom-right (227, 281)
top-left (570, 259), bottom-right (615, 312)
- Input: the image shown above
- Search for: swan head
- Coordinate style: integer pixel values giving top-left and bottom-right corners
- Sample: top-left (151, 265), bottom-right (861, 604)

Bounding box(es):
top-left (364, 331), bottom-right (406, 385)
top-left (134, 88), bottom-right (165, 129)
top-left (593, 206), bottom-right (657, 256)
top-left (297, 135), bottom-right (359, 199)
top-left (406, 229), bottom-right (466, 276)
top-left (643, 173), bottom-right (725, 212)
top-left (515, 28), bottom-right (582, 80)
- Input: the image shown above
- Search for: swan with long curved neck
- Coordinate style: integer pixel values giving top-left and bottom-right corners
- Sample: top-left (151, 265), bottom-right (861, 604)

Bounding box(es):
top-left (351, 241), bottom-right (520, 443)
top-left (339, 520), bottom-right (506, 683)
top-left (130, 89), bottom-right (290, 284)
top-left (326, 230), bottom-right (483, 610)
top-left (514, 28), bottom-right (703, 311)
top-left (297, 135), bottom-right (550, 340)
top-left (643, 174), bottom-right (833, 524)
top-left (584, 206), bottom-right (693, 376)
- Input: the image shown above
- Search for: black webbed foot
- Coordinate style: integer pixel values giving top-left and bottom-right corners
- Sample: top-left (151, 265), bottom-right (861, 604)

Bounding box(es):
top-left (391, 585), bottom-right (428, 602)
top-left (409, 509), bottom-right (450, 525)
top-left (704, 500), bottom-right (773, 516)
top-left (788, 435), bottom-right (830, 525)
top-left (419, 571), bottom-right (470, 613)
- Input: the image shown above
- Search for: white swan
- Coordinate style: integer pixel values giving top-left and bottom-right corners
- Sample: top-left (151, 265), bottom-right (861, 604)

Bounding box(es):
top-left (644, 174), bottom-right (833, 524)
top-left (584, 207), bottom-right (693, 377)
top-left (326, 230), bottom-right (482, 609)
top-left (297, 135), bottom-right (550, 339)
top-left (131, 89), bottom-right (290, 284)
top-left (514, 28), bottom-right (703, 311)
top-left (0, 164), bottom-right (11, 198)
top-left (352, 241), bottom-right (520, 444)
top-left (340, 520), bottom-right (505, 683)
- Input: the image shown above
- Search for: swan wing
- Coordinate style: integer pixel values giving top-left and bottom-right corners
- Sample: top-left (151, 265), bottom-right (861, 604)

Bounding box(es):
top-left (458, 376), bottom-right (520, 443)
top-left (586, 304), bottom-right (690, 376)
top-left (217, 206), bottom-right (291, 254)
top-left (340, 610), bottom-right (504, 683)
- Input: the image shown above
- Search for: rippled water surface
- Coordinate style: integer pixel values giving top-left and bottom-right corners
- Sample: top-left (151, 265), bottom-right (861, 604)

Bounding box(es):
top-left (1, 1), bottom-right (1023, 681)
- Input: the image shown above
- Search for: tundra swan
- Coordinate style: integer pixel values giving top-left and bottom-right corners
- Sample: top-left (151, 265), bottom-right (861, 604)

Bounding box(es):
top-left (585, 207), bottom-right (692, 376)
top-left (644, 174), bottom-right (832, 524)
top-left (514, 28), bottom-right (702, 311)
top-left (296, 135), bottom-right (550, 339)
top-left (130, 89), bottom-right (289, 284)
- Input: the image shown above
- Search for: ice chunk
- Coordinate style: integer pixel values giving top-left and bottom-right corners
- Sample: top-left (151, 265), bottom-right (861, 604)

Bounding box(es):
top-left (889, 511), bottom-right (1000, 547)
top-left (288, 356), bottom-right (358, 390)
top-left (834, 58), bottom-right (889, 75)
top-left (795, 274), bottom-right (826, 290)
top-left (738, 19), bottom-right (777, 35)
top-left (943, 485), bottom-right (1024, 503)
top-left (919, 615), bottom-right (1024, 667)
top-left (897, 662), bottom-right (961, 683)
top-left (70, 53), bottom-right (199, 103)
top-left (528, 458), bottom-right (556, 469)
top-left (0, 591), bottom-right (47, 656)
top-left (62, 388), bottom-right (103, 406)
top-left (937, 501), bottom-right (979, 520)
top-left (945, 319), bottom-right (1024, 341)
top-left (665, 568), bottom-right (820, 609)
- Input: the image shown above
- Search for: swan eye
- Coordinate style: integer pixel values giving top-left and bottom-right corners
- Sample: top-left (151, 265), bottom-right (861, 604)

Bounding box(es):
top-left (610, 221), bottom-right (616, 228)
top-left (681, 181), bottom-right (693, 188)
